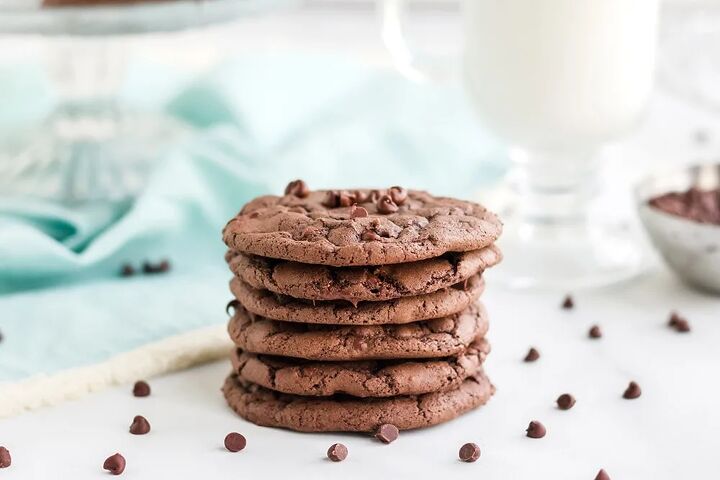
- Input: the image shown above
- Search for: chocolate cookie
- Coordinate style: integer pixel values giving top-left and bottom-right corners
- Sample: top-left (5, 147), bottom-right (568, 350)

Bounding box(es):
top-left (222, 371), bottom-right (495, 432)
top-left (227, 303), bottom-right (488, 361)
top-left (231, 338), bottom-right (490, 397)
top-left (227, 245), bottom-right (501, 302)
top-left (222, 189), bottom-right (502, 267)
top-left (229, 274), bottom-right (485, 325)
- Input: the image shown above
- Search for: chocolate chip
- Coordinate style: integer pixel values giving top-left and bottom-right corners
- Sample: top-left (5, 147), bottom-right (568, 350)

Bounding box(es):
top-left (142, 259), bottom-right (170, 274)
top-left (322, 191), bottom-right (340, 208)
top-left (562, 295), bottom-right (574, 309)
top-left (588, 325), bottom-right (602, 339)
top-left (388, 186), bottom-right (408, 205)
top-left (368, 189), bottom-right (383, 203)
top-left (103, 453), bottom-right (126, 475)
top-left (524, 347), bottom-right (540, 362)
top-left (120, 264), bottom-right (135, 277)
top-left (224, 432), bottom-right (247, 452)
top-left (595, 469), bottom-right (610, 480)
top-left (338, 191), bottom-right (356, 207)
top-left (284, 180), bottom-right (310, 198)
top-left (376, 194), bottom-right (399, 214)
top-left (351, 205), bottom-right (369, 218)
top-left (623, 381), bottom-right (641, 399)
top-left (526, 421), bottom-right (546, 439)
top-left (458, 443), bottom-right (480, 462)
top-left (353, 190), bottom-right (369, 203)
top-left (361, 230), bottom-right (383, 242)
top-left (132, 380), bottom-right (151, 397)
top-left (375, 424), bottom-right (399, 444)
top-left (129, 415), bottom-right (151, 435)
top-left (556, 394), bottom-right (576, 410)
top-left (226, 299), bottom-right (241, 316)
top-left (668, 312), bottom-right (691, 333)
top-left (326, 443), bottom-right (348, 462)
top-left (0, 447), bottom-right (11, 468)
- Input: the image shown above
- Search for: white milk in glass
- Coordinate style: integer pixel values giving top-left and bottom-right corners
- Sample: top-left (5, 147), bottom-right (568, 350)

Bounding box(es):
top-left (463, 0), bottom-right (659, 151)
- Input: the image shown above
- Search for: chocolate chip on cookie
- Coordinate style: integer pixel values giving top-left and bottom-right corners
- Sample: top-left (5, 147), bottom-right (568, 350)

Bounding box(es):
top-left (284, 180), bottom-right (310, 198)
top-left (388, 186), bottom-right (408, 205)
top-left (376, 194), bottom-right (399, 214)
top-left (458, 443), bottom-right (480, 462)
top-left (375, 424), bottom-right (399, 444)
top-left (327, 443), bottom-right (348, 462)
top-left (351, 205), bottom-right (368, 218)
top-left (526, 421), bottom-right (546, 439)
top-left (224, 432), bottom-right (247, 452)
top-left (103, 453), bottom-right (126, 475)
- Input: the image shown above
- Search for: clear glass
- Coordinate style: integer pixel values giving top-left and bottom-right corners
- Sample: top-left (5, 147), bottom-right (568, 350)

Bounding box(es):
top-left (380, 0), bottom-right (660, 289)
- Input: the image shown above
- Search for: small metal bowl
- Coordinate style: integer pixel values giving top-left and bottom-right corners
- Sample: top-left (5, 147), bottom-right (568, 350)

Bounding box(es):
top-left (636, 163), bottom-right (720, 294)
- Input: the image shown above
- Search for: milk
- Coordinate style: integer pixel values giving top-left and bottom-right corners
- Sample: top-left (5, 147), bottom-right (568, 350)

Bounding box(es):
top-left (463, 0), bottom-right (659, 151)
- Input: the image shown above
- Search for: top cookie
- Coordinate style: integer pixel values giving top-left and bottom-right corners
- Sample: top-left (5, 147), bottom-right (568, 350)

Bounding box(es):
top-left (222, 184), bottom-right (502, 266)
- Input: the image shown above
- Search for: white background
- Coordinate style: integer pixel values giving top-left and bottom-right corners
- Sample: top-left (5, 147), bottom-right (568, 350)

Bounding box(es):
top-left (2, 3), bottom-right (720, 479)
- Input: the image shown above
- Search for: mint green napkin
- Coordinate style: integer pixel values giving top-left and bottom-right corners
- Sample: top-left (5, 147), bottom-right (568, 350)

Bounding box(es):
top-left (0, 53), bottom-right (505, 408)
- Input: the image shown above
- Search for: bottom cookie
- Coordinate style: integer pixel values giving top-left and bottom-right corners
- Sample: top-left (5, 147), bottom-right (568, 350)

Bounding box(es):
top-left (231, 338), bottom-right (490, 397)
top-left (222, 372), bottom-right (494, 432)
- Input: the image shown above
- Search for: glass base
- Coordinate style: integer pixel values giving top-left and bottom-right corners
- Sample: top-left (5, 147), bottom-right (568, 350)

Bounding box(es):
top-left (491, 220), bottom-right (646, 290)
top-left (0, 110), bottom-right (191, 203)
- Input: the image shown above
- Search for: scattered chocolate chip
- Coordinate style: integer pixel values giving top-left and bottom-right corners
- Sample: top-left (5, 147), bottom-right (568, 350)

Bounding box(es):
top-left (351, 205), bottom-right (369, 218)
top-left (524, 347), bottom-right (540, 362)
top-left (588, 325), bottom-right (602, 339)
top-left (103, 453), bottom-right (126, 475)
top-left (132, 381), bottom-right (151, 398)
top-left (668, 312), bottom-right (691, 333)
top-left (562, 295), bottom-right (574, 309)
top-left (375, 424), bottom-right (399, 444)
top-left (120, 264), bottom-right (135, 277)
top-left (595, 469), bottom-right (610, 480)
top-left (526, 421), bottom-right (546, 439)
top-left (376, 194), bottom-right (399, 214)
top-left (224, 432), bottom-right (247, 452)
top-left (142, 259), bottom-right (170, 274)
top-left (284, 179), bottom-right (310, 198)
top-left (556, 394), bottom-right (576, 410)
top-left (0, 447), bottom-right (11, 468)
top-left (458, 443), bottom-right (480, 462)
top-left (361, 230), bottom-right (383, 242)
top-left (388, 186), bottom-right (408, 205)
top-left (226, 299), bottom-right (241, 316)
top-left (623, 381), bottom-right (642, 399)
top-left (322, 191), bottom-right (340, 208)
top-left (129, 415), bottom-right (151, 435)
top-left (326, 443), bottom-right (348, 462)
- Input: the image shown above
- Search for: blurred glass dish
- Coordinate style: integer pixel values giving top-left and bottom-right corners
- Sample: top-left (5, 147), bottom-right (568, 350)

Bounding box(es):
top-left (658, 0), bottom-right (720, 112)
top-left (0, 0), bottom-right (296, 203)
top-left (636, 163), bottom-right (720, 294)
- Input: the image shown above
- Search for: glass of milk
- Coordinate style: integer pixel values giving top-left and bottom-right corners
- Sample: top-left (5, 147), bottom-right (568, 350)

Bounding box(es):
top-left (381, 0), bottom-right (660, 289)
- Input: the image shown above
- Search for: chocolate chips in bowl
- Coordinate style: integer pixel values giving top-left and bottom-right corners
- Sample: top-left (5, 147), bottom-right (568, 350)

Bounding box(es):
top-left (636, 163), bottom-right (720, 293)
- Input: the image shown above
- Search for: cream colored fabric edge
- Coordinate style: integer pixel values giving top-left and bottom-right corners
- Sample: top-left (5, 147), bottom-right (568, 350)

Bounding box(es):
top-left (0, 324), bottom-right (232, 418)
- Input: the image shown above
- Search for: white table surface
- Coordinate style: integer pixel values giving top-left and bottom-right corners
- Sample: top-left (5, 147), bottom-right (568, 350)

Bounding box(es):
top-left (2, 5), bottom-right (720, 480)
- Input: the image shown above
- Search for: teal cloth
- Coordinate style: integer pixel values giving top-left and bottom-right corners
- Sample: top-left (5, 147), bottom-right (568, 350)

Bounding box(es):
top-left (0, 53), bottom-right (505, 383)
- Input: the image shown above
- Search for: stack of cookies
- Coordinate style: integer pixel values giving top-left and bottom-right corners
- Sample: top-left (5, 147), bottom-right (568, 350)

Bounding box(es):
top-left (221, 182), bottom-right (503, 432)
